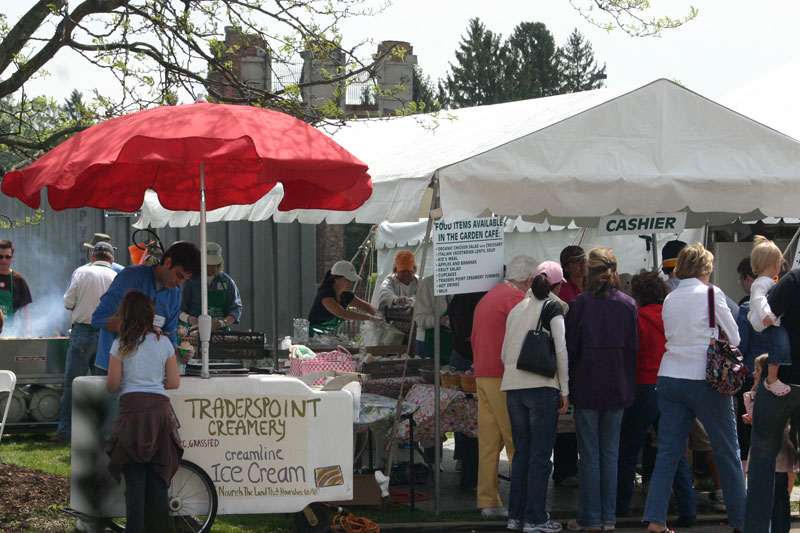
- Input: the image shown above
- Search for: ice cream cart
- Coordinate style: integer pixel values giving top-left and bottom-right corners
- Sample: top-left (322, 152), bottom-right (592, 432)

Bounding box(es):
top-left (67, 374), bottom-right (358, 532)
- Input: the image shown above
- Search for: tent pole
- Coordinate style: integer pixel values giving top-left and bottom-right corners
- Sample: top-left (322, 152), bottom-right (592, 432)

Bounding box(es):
top-left (426, 178), bottom-right (442, 515)
top-left (651, 233), bottom-right (658, 271)
top-left (272, 219), bottom-right (280, 371)
top-left (199, 163), bottom-right (210, 379)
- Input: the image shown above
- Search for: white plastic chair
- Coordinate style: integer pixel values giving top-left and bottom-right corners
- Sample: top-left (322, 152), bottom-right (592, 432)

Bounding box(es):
top-left (0, 370), bottom-right (17, 463)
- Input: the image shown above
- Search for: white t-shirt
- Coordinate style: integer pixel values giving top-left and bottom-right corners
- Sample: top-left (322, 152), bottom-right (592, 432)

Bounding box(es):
top-left (748, 275), bottom-right (780, 332)
top-left (110, 332), bottom-right (174, 397)
top-left (63, 261), bottom-right (117, 324)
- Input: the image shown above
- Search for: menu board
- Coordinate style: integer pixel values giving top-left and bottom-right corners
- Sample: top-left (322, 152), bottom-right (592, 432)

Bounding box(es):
top-left (433, 217), bottom-right (504, 296)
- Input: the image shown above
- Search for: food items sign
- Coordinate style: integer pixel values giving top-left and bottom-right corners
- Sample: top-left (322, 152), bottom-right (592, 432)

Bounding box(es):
top-left (433, 217), bottom-right (505, 296)
top-left (170, 376), bottom-right (354, 514)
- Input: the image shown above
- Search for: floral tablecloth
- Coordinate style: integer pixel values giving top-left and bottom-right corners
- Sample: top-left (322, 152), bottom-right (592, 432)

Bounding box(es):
top-left (397, 383), bottom-right (478, 445)
top-left (362, 376), bottom-right (423, 399)
top-left (354, 393), bottom-right (419, 434)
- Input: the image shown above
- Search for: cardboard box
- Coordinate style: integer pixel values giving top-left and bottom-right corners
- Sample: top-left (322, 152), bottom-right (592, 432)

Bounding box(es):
top-left (331, 474), bottom-right (383, 506)
top-left (365, 345), bottom-right (407, 358)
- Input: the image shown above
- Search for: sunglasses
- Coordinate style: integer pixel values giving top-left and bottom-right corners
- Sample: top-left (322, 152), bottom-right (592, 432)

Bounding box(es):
top-left (0, 254), bottom-right (12, 259)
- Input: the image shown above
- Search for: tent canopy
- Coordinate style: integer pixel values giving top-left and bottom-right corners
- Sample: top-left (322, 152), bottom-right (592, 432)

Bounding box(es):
top-left (720, 56), bottom-right (800, 142)
top-left (138, 79), bottom-right (800, 228)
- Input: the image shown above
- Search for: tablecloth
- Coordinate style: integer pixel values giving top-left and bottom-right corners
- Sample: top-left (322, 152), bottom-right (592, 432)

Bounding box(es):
top-left (397, 383), bottom-right (478, 445)
top-left (362, 376), bottom-right (423, 399)
top-left (355, 393), bottom-right (419, 434)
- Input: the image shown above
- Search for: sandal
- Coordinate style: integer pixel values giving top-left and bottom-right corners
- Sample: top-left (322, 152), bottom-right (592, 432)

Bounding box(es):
top-left (765, 378), bottom-right (791, 396)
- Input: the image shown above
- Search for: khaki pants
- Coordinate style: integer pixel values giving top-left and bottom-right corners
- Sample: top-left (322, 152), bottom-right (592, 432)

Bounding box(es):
top-left (477, 377), bottom-right (514, 508)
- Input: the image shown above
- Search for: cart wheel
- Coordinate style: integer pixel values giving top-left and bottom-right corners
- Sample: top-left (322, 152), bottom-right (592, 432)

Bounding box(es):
top-left (103, 460), bottom-right (216, 533)
top-left (167, 460), bottom-right (217, 532)
top-left (294, 503), bottom-right (331, 533)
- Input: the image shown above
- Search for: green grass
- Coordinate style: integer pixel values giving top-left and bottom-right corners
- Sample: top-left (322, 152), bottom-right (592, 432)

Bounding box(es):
top-left (1, 433), bottom-right (71, 477)
top-left (1, 434), bottom-right (480, 532)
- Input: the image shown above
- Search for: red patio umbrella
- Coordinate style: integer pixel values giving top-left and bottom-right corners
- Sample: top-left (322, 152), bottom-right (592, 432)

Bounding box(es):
top-left (1, 101), bottom-right (372, 377)
top-left (1, 101), bottom-right (371, 212)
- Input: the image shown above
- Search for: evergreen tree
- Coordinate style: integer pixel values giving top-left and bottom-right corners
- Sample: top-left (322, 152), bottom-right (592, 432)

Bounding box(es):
top-left (557, 29), bottom-right (607, 93)
top-left (442, 18), bottom-right (509, 108)
top-left (412, 65), bottom-right (441, 112)
top-left (505, 22), bottom-right (561, 100)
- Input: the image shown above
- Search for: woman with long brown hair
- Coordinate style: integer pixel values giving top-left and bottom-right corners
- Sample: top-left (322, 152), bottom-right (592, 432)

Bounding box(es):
top-left (106, 290), bottom-right (182, 533)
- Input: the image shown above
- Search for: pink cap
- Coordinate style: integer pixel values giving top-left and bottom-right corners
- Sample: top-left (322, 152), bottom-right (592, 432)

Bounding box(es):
top-left (536, 260), bottom-right (566, 284)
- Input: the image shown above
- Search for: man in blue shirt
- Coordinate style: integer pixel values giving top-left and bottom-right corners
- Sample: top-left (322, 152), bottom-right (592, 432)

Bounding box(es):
top-left (92, 241), bottom-right (201, 373)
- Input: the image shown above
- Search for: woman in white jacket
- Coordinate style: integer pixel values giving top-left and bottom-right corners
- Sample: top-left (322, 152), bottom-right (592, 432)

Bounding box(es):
top-left (501, 261), bottom-right (570, 533)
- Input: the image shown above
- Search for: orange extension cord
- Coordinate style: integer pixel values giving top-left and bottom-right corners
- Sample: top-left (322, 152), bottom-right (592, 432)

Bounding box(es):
top-left (326, 504), bottom-right (380, 533)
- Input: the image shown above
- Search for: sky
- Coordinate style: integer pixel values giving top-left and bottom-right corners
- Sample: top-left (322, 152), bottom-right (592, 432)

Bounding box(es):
top-left (4, 0), bottom-right (800, 104)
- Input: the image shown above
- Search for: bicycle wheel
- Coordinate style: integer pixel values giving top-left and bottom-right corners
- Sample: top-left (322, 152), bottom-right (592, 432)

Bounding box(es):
top-left (167, 460), bottom-right (218, 533)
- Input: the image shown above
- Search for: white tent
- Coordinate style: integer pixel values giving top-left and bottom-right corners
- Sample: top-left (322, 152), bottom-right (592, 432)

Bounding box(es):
top-left (373, 218), bottom-right (704, 283)
top-left (721, 56), bottom-right (800, 141)
top-left (138, 78), bottom-right (800, 229)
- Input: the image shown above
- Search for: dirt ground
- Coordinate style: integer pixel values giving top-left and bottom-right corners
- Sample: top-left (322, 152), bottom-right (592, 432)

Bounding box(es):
top-left (0, 462), bottom-right (71, 532)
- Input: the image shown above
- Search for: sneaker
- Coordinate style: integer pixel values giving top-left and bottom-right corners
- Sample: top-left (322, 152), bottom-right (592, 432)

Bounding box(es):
top-left (711, 490), bottom-right (726, 512)
top-left (482, 506), bottom-right (509, 519)
top-left (566, 519), bottom-right (603, 532)
top-left (603, 524), bottom-right (615, 532)
top-left (525, 520), bottom-right (563, 533)
top-left (507, 518), bottom-right (524, 531)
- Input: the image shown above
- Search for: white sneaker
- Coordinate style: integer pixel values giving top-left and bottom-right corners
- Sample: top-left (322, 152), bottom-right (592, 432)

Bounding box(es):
top-left (525, 520), bottom-right (563, 533)
top-left (482, 506), bottom-right (509, 519)
top-left (508, 518), bottom-right (524, 531)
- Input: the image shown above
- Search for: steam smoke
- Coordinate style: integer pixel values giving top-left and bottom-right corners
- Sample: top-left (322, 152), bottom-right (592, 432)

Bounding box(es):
top-left (1, 232), bottom-right (74, 338)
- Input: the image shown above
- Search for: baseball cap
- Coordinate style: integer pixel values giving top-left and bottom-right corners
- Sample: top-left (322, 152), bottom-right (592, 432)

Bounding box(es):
top-left (536, 260), bottom-right (566, 285)
top-left (661, 240), bottom-right (687, 272)
top-left (93, 241), bottom-right (114, 254)
top-left (207, 242), bottom-right (223, 266)
top-left (83, 233), bottom-right (116, 250)
top-left (331, 260), bottom-right (360, 282)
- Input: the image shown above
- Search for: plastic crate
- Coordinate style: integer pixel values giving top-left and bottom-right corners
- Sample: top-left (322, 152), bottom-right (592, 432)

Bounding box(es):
top-left (361, 357), bottom-right (427, 378)
top-left (180, 331), bottom-right (266, 359)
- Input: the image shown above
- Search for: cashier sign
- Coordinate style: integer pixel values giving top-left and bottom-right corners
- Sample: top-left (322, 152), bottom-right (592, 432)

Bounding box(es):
top-left (597, 212), bottom-right (687, 237)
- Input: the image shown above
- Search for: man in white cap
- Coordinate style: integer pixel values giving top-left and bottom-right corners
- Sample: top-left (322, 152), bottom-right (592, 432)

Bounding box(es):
top-left (55, 241), bottom-right (118, 440)
top-left (180, 242), bottom-right (242, 331)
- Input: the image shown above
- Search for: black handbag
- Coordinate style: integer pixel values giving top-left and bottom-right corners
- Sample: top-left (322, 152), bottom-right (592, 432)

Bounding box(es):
top-left (516, 299), bottom-right (558, 378)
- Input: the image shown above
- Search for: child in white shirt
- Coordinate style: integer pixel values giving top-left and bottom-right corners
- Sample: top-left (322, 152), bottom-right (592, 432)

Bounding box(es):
top-left (748, 236), bottom-right (792, 396)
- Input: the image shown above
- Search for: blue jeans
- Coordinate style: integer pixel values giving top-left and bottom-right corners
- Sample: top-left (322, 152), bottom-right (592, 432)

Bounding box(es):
top-left (506, 387), bottom-right (560, 525)
top-left (643, 377), bottom-right (745, 528)
top-left (56, 324), bottom-right (99, 438)
top-left (574, 407), bottom-right (624, 526)
top-left (745, 379), bottom-right (800, 532)
top-left (763, 324), bottom-right (792, 366)
top-left (616, 385), bottom-right (696, 517)
top-left (449, 350), bottom-right (473, 372)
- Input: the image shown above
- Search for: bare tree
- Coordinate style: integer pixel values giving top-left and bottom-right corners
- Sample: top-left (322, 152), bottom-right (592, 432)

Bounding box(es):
top-left (0, 0), bottom-right (399, 157)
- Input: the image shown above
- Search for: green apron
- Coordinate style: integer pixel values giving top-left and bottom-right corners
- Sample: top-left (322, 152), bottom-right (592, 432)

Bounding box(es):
top-left (180, 278), bottom-right (231, 331)
top-left (309, 317), bottom-right (344, 338)
top-left (0, 269), bottom-right (14, 326)
top-left (196, 286), bottom-right (231, 331)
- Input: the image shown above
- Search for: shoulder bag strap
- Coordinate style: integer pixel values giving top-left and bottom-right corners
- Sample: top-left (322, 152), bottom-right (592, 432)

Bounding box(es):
top-left (535, 299), bottom-right (550, 333)
top-left (707, 284), bottom-right (720, 344)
